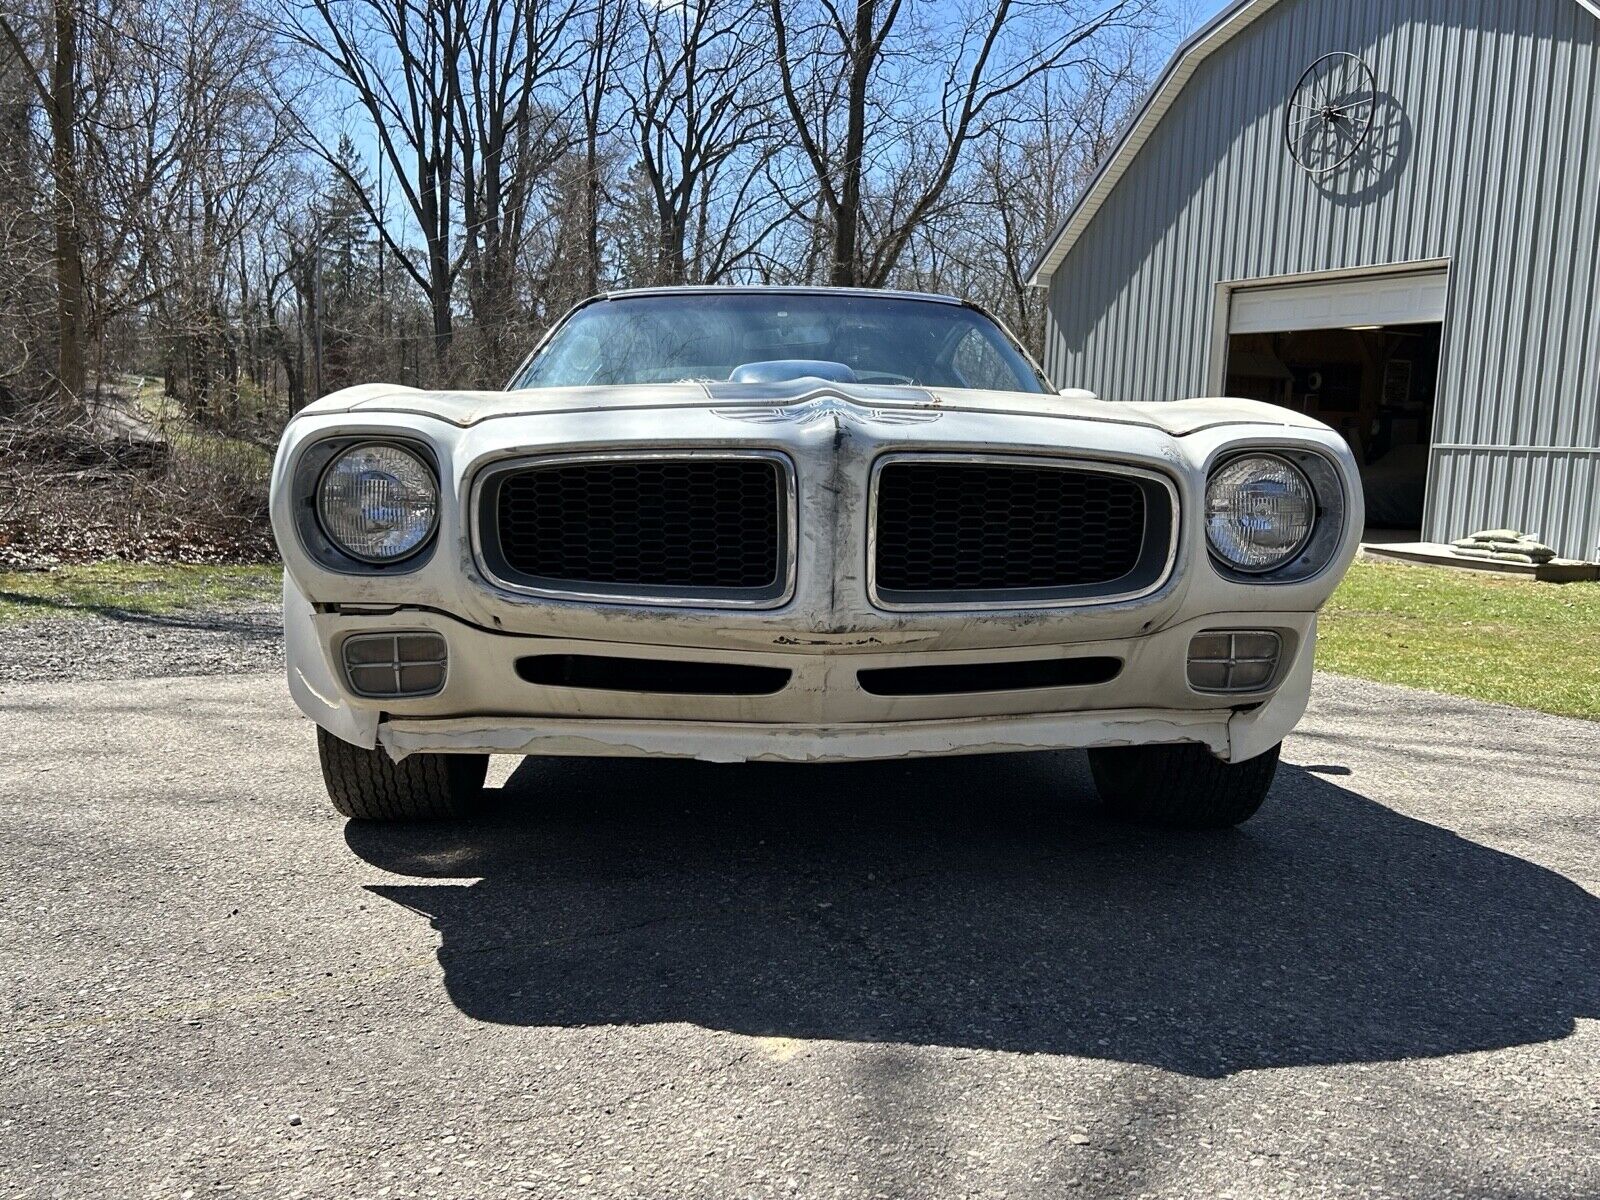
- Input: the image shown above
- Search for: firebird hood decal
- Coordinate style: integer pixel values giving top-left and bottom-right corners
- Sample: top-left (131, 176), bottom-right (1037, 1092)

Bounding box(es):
top-left (711, 396), bottom-right (944, 426)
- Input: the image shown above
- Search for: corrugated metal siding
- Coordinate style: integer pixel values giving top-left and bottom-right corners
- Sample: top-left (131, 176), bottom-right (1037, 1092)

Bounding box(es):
top-left (1430, 447), bottom-right (1600, 555)
top-left (1043, 0), bottom-right (1600, 558)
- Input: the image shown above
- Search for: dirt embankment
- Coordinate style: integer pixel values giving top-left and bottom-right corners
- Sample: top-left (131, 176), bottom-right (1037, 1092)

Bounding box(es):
top-left (1, 392), bottom-right (277, 570)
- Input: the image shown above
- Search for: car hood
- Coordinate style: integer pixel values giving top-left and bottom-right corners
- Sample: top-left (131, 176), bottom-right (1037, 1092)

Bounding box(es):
top-left (291, 379), bottom-right (1331, 438)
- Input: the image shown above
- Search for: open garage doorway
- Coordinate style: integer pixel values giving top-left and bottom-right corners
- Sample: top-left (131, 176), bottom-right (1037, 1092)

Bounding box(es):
top-left (1221, 269), bottom-right (1448, 537)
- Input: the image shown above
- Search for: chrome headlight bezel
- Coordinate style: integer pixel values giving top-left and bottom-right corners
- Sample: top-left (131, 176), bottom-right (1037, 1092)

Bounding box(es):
top-left (1205, 447), bottom-right (1347, 583)
top-left (290, 436), bottom-right (442, 574)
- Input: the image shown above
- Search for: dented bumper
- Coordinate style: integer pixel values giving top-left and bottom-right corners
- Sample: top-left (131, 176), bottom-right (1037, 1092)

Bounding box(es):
top-left (272, 388), bottom-right (1361, 766)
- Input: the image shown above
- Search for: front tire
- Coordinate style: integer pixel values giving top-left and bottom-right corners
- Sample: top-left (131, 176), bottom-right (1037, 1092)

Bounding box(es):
top-left (1087, 741), bottom-right (1281, 830)
top-left (316, 727), bottom-right (488, 821)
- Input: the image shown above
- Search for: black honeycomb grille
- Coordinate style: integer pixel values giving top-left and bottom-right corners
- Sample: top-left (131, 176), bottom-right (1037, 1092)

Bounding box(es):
top-left (493, 457), bottom-right (783, 593)
top-left (873, 460), bottom-right (1149, 595)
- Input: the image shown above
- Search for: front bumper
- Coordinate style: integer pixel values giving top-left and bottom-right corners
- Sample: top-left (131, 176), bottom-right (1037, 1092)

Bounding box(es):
top-left (383, 711), bottom-right (1241, 764)
top-left (286, 574), bottom-right (1319, 764)
top-left (272, 392), bottom-right (1360, 765)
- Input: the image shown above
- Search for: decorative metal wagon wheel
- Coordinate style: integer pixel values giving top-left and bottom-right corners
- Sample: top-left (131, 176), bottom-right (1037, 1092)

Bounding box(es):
top-left (1285, 52), bottom-right (1377, 176)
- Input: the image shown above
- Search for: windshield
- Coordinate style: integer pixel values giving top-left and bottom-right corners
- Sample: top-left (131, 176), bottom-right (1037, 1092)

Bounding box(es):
top-left (512, 293), bottom-right (1049, 393)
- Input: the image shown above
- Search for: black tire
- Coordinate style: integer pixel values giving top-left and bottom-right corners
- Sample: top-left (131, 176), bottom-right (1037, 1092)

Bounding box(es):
top-left (1087, 741), bottom-right (1281, 830)
top-left (316, 726), bottom-right (489, 821)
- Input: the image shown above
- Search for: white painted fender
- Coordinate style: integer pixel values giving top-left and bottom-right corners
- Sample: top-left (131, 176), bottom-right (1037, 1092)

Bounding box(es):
top-left (1227, 616), bottom-right (1317, 763)
top-left (283, 573), bottom-right (379, 748)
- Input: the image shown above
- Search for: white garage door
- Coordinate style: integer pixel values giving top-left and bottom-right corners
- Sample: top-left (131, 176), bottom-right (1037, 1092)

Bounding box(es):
top-left (1228, 270), bottom-right (1449, 335)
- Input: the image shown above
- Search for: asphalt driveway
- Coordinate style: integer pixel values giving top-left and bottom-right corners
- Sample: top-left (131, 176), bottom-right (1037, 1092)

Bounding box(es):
top-left (0, 656), bottom-right (1595, 1198)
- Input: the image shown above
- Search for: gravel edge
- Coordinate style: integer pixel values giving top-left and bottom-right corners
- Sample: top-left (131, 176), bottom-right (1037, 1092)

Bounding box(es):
top-left (0, 602), bottom-right (283, 685)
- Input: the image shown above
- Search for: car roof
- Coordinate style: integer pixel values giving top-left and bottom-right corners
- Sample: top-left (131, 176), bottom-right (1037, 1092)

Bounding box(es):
top-left (598, 285), bottom-right (968, 306)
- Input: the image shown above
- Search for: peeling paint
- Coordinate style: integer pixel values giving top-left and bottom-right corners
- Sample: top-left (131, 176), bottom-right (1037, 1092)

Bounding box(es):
top-left (379, 710), bottom-right (1231, 765)
top-left (276, 373), bottom-right (1359, 766)
top-left (771, 636), bottom-right (885, 647)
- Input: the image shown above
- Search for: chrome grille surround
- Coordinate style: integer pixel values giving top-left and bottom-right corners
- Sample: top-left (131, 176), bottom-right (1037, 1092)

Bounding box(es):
top-left (867, 452), bottom-right (1180, 611)
top-left (471, 449), bottom-right (797, 609)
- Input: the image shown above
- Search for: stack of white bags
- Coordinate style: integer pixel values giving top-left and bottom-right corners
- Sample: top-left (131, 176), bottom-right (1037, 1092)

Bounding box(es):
top-left (1449, 529), bottom-right (1558, 565)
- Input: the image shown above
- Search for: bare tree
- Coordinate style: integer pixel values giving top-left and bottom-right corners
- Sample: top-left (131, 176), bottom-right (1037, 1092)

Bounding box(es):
top-left (0, 0), bottom-right (1182, 425)
top-left (768, 0), bottom-right (1152, 287)
top-left (454, 0), bottom-right (584, 382)
top-left (280, 0), bottom-right (466, 368)
top-left (898, 41), bottom-right (1152, 351)
top-left (572, 0), bottom-right (628, 297)
top-left (281, 0), bottom-right (587, 382)
top-left (1, 0), bottom-right (293, 412)
top-left (1, 0), bottom-right (86, 403)
top-left (0, 36), bottom-right (54, 410)
top-left (80, 0), bottom-right (292, 416)
top-left (624, 0), bottom-right (778, 285)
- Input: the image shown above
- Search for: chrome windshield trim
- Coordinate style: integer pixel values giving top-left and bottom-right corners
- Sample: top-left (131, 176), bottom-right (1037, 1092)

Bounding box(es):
top-left (470, 449), bottom-right (798, 610)
top-left (866, 451), bottom-right (1181, 613)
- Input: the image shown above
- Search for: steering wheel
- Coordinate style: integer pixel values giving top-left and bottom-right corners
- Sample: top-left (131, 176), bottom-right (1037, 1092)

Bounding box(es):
top-left (853, 370), bottom-right (915, 385)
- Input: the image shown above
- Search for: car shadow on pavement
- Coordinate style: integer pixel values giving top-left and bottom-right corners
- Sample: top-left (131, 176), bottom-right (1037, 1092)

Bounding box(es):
top-left (347, 752), bottom-right (1598, 1079)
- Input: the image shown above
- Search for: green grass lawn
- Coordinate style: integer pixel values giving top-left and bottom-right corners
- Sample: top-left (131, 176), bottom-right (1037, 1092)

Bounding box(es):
top-left (1319, 560), bottom-right (1600, 720)
top-left (0, 562), bottom-right (281, 625)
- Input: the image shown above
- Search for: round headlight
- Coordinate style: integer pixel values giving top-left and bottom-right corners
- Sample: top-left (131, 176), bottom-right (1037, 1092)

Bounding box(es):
top-left (316, 443), bottom-right (438, 563)
top-left (1206, 454), bottom-right (1316, 573)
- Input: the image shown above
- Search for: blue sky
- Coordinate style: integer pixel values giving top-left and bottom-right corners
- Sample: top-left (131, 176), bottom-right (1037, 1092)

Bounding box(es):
top-left (1189, 0), bottom-right (1238, 31)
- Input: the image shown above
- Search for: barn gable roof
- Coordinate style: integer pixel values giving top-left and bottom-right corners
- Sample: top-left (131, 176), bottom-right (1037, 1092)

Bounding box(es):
top-left (1026, 0), bottom-right (1600, 287)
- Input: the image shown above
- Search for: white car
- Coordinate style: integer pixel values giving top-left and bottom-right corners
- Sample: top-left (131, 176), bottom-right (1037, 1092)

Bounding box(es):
top-left (270, 286), bottom-right (1361, 827)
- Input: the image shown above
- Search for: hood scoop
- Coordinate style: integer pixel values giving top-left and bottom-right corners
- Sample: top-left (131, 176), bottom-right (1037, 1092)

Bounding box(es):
top-left (727, 358), bottom-right (858, 384)
top-left (702, 377), bottom-right (937, 405)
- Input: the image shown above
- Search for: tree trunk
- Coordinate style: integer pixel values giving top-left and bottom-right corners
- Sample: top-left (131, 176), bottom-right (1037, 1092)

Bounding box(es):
top-left (656, 204), bottom-right (689, 285)
top-left (583, 135), bottom-right (602, 295)
top-left (419, 159), bottom-right (453, 370)
top-left (579, 0), bottom-right (610, 297)
top-left (48, 0), bottom-right (84, 403)
top-left (829, 0), bottom-right (873, 287)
